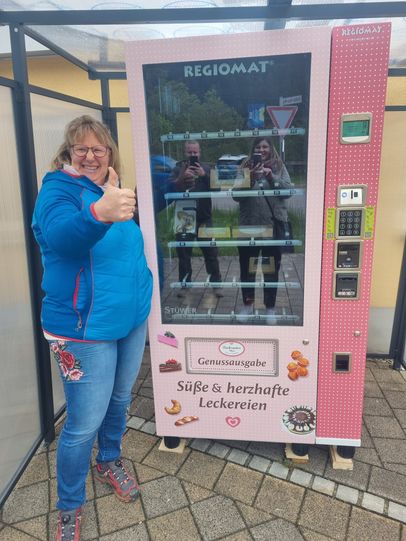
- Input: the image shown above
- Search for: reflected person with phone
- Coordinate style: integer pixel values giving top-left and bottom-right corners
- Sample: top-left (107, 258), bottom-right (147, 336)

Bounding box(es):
top-left (170, 140), bottom-right (222, 299)
top-left (234, 137), bottom-right (292, 323)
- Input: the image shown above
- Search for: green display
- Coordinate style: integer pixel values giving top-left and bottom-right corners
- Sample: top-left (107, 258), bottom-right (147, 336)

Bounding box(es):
top-left (342, 119), bottom-right (370, 138)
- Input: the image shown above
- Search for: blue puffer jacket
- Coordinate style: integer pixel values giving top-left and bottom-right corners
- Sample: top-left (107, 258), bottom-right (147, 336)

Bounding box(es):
top-left (32, 169), bottom-right (152, 341)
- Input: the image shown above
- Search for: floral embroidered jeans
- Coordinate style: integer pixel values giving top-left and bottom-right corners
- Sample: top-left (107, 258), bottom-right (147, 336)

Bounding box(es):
top-left (49, 320), bottom-right (147, 511)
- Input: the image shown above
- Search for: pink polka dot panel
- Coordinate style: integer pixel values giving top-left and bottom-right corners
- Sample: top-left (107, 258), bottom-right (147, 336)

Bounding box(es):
top-left (317, 23), bottom-right (391, 443)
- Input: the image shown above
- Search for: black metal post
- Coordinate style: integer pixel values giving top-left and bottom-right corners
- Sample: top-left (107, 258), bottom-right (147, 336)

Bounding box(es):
top-left (9, 23), bottom-right (55, 445)
top-left (390, 236), bottom-right (406, 370)
top-left (291, 443), bottom-right (309, 457)
top-left (336, 446), bottom-right (356, 459)
top-left (264, 0), bottom-right (292, 30)
top-left (164, 436), bottom-right (181, 449)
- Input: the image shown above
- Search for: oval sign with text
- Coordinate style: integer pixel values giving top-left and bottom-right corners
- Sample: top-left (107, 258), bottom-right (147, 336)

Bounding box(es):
top-left (219, 341), bottom-right (245, 357)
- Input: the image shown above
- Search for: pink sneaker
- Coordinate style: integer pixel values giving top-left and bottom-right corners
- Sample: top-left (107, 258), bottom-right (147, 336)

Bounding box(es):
top-left (95, 458), bottom-right (140, 502)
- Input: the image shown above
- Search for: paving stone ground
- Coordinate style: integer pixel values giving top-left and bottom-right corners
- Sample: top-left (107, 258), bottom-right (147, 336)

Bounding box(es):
top-left (1, 355), bottom-right (406, 540)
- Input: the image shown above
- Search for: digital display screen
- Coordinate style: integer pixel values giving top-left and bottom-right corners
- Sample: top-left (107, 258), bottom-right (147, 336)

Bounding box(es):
top-left (342, 119), bottom-right (370, 138)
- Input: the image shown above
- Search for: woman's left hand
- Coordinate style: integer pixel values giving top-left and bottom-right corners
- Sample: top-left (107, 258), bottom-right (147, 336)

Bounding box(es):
top-left (250, 163), bottom-right (262, 175)
top-left (262, 166), bottom-right (273, 177)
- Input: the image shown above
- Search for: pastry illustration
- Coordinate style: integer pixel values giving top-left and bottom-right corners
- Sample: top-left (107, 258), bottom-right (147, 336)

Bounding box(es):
top-left (159, 359), bottom-right (182, 373)
top-left (158, 331), bottom-right (179, 348)
top-left (282, 405), bottom-right (316, 434)
top-left (297, 357), bottom-right (309, 367)
top-left (287, 351), bottom-right (310, 380)
top-left (288, 369), bottom-right (299, 381)
top-left (297, 365), bottom-right (308, 377)
top-left (174, 415), bottom-right (199, 427)
top-left (164, 399), bottom-right (182, 415)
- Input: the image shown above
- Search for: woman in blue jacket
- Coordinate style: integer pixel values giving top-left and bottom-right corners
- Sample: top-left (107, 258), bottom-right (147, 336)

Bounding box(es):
top-left (32, 115), bottom-right (152, 541)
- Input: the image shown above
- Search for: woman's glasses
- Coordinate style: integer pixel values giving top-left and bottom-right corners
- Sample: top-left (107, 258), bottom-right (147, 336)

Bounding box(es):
top-left (71, 144), bottom-right (110, 158)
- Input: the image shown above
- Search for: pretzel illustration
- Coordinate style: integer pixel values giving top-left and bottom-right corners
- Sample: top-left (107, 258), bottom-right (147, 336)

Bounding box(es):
top-left (174, 415), bottom-right (199, 426)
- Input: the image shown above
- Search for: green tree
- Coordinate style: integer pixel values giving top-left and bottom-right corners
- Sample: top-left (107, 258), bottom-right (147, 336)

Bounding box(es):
top-left (146, 80), bottom-right (247, 161)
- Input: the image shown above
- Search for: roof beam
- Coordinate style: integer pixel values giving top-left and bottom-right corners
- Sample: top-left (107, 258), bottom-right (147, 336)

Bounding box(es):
top-left (23, 27), bottom-right (95, 74)
top-left (265, 0), bottom-right (292, 30)
top-left (1, 3), bottom-right (405, 25)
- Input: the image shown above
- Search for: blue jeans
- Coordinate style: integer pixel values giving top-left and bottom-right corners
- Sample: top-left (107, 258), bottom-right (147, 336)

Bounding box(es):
top-left (49, 320), bottom-right (147, 510)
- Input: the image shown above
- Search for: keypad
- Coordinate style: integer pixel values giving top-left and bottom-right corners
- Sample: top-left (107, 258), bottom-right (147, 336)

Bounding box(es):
top-left (337, 209), bottom-right (363, 237)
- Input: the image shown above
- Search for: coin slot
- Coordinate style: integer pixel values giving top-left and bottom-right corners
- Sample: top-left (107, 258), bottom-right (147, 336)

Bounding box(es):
top-left (335, 240), bottom-right (362, 270)
top-left (333, 353), bottom-right (352, 373)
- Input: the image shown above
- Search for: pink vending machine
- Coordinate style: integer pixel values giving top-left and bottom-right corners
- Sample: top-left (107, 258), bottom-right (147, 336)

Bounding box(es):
top-left (125, 23), bottom-right (391, 456)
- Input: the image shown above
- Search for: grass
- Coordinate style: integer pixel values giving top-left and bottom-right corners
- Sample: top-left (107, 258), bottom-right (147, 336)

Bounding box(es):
top-left (289, 211), bottom-right (305, 253)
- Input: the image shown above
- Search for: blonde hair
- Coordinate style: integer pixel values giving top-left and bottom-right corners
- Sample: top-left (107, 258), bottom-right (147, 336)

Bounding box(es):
top-left (250, 136), bottom-right (283, 172)
top-left (51, 115), bottom-right (121, 177)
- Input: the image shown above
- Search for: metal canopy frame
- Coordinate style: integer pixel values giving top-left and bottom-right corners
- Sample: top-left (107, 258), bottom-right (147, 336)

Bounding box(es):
top-left (0, 0), bottom-right (405, 506)
top-left (1, 1), bottom-right (406, 76)
top-left (1, 3), bottom-right (406, 25)
top-left (390, 236), bottom-right (406, 370)
top-left (1, 2), bottom-right (405, 77)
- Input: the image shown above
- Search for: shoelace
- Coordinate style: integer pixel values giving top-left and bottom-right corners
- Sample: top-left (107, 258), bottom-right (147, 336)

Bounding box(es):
top-left (108, 459), bottom-right (132, 487)
top-left (60, 511), bottom-right (80, 540)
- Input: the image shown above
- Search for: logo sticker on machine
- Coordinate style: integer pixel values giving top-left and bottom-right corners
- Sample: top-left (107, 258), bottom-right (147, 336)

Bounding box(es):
top-left (185, 337), bottom-right (278, 376)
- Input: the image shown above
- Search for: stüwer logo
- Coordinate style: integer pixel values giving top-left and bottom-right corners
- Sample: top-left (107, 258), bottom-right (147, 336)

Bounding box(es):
top-left (184, 60), bottom-right (273, 78)
top-left (164, 306), bottom-right (196, 315)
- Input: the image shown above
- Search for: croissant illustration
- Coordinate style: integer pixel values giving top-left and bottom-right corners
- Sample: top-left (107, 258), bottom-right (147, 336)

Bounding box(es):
top-left (164, 399), bottom-right (182, 415)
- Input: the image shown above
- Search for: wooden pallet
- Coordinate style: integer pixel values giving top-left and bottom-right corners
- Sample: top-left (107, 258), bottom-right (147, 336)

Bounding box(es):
top-left (329, 446), bottom-right (354, 470)
top-left (158, 438), bottom-right (187, 454)
top-left (285, 443), bottom-right (309, 463)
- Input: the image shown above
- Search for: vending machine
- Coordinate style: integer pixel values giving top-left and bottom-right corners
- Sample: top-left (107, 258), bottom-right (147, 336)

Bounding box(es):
top-left (125, 23), bottom-right (391, 454)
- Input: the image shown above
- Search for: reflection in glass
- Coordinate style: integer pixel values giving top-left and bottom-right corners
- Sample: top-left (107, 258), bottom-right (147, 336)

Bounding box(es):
top-left (112, 27), bottom-right (165, 40)
top-left (0, 86), bottom-right (41, 501)
top-left (143, 53), bottom-right (310, 326)
top-left (27, 0), bottom-right (69, 9)
top-left (163, 0), bottom-right (217, 7)
top-left (174, 26), bottom-right (226, 38)
top-left (92, 2), bottom-right (142, 8)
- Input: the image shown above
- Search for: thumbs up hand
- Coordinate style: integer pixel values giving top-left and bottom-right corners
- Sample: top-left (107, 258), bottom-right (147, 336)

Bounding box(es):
top-left (93, 167), bottom-right (136, 222)
top-left (105, 166), bottom-right (119, 188)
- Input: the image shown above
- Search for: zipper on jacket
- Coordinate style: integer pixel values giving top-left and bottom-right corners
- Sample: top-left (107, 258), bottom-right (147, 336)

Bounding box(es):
top-left (73, 268), bottom-right (84, 331)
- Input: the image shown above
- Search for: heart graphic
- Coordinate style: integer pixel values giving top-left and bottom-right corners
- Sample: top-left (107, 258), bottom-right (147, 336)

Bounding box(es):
top-left (226, 416), bottom-right (241, 428)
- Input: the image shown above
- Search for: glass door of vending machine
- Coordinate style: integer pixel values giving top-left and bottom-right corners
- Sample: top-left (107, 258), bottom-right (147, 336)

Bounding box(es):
top-left (126, 27), bottom-right (331, 443)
